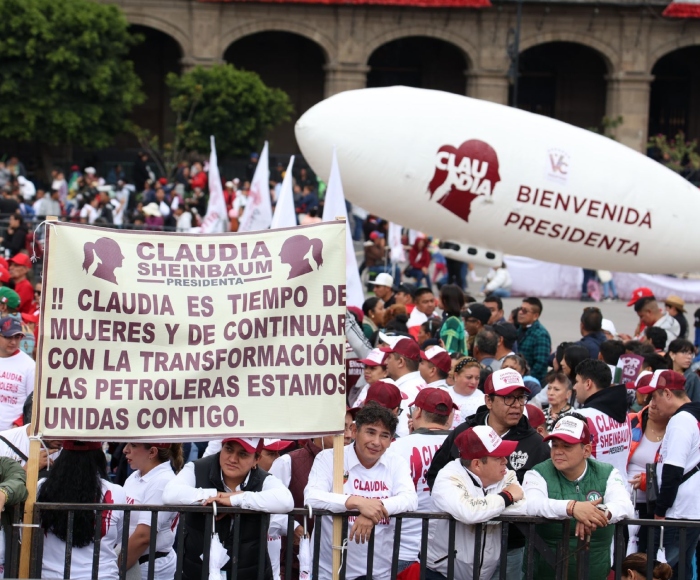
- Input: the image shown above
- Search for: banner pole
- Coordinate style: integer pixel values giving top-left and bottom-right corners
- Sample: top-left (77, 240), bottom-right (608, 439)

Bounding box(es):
top-left (19, 216), bottom-right (57, 578)
top-left (331, 215), bottom-right (347, 580)
top-left (332, 433), bottom-right (345, 580)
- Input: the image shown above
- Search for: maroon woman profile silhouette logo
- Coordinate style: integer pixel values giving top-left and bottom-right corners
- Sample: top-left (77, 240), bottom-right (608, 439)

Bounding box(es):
top-left (82, 237), bottom-right (125, 285)
top-left (279, 235), bottom-right (323, 280)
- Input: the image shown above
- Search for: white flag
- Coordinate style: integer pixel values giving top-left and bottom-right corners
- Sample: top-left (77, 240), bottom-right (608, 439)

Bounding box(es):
top-left (200, 136), bottom-right (229, 234)
top-left (238, 142), bottom-right (272, 232)
top-left (388, 222), bottom-right (406, 264)
top-left (322, 148), bottom-right (364, 308)
top-left (270, 156), bottom-right (296, 229)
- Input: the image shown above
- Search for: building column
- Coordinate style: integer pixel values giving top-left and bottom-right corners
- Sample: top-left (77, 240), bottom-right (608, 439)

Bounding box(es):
top-left (466, 70), bottom-right (510, 105)
top-left (324, 63), bottom-right (370, 98)
top-left (605, 72), bottom-right (654, 153)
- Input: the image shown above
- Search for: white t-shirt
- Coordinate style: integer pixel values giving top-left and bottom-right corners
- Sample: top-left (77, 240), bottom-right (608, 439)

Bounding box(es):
top-left (576, 407), bottom-right (631, 482)
top-left (41, 479), bottom-right (126, 579)
top-left (657, 408), bottom-right (700, 519)
top-left (123, 462), bottom-right (177, 580)
top-left (406, 308), bottom-right (428, 329)
top-left (448, 387), bottom-right (485, 428)
top-left (395, 372), bottom-right (427, 438)
top-left (0, 425), bottom-right (29, 465)
top-left (389, 429), bottom-right (450, 561)
top-left (0, 350), bottom-right (35, 431)
top-left (627, 434), bottom-right (660, 503)
top-left (304, 444), bottom-right (418, 580)
top-left (79, 204), bottom-right (99, 224)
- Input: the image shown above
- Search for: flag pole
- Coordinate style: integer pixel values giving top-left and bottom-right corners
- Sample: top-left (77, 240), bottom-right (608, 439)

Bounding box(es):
top-left (19, 215), bottom-right (57, 578)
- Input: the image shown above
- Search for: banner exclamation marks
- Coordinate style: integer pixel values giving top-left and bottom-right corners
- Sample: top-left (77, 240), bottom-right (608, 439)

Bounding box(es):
top-left (52, 288), bottom-right (64, 310)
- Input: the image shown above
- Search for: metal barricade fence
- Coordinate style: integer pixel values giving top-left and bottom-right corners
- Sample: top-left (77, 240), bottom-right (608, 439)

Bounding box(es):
top-left (17, 503), bottom-right (700, 580)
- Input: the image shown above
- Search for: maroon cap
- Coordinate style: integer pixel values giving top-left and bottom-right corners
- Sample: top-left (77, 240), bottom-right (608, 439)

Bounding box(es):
top-left (543, 415), bottom-right (591, 445)
top-left (420, 346), bottom-right (452, 374)
top-left (525, 404), bottom-right (546, 429)
top-left (365, 381), bottom-right (403, 409)
top-left (483, 368), bottom-right (530, 396)
top-left (262, 439), bottom-right (295, 452)
top-left (8, 254), bottom-right (32, 268)
top-left (627, 287), bottom-right (654, 307)
top-left (62, 441), bottom-right (103, 452)
top-left (626, 371), bottom-right (652, 391)
top-left (409, 387), bottom-right (458, 416)
top-left (380, 336), bottom-right (421, 361)
top-left (455, 426), bottom-right (518, 460)
top-left (637, 369), bottom-right (686, 394)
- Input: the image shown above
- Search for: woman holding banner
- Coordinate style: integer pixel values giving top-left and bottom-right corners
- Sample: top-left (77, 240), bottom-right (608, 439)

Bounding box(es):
top-left (163, 436), bottom-right (293, 580)
top-left (122, 442), bottom-right (184, 580)
top-left (38, 440), bottom-right (127, 580)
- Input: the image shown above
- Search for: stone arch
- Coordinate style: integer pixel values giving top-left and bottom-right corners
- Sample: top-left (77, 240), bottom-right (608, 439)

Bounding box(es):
top-left (648, 35), bottom-right (700, 74)
top-left (221, 20), bottom-right (334, 64)
top-left (519, 32), bottom-right (617, 73)
top-left (121, 12), bottom-right (189, 57)
top-left (362, 26), bottom-right (476, 69)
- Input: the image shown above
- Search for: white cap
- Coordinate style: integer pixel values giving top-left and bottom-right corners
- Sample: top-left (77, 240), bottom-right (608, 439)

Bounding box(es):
top-left (378, 332), bottom-right (404, 348)
top-left (225, 181), bottom-right (234, 188)
top-left (359, 348), bottom-right (387, 366)
top-left (601, 318), bottom-right (617, 336)
top-left (221, 437), bottom-right (261, 453)
top-left (484, 368), bottom-right (529, 396)
top-left (84, 167), bottom-right (96, 174)
top-left (262, 439), bottom-right (294, 451)
top-left (368, 273), bottom-right (394, 288)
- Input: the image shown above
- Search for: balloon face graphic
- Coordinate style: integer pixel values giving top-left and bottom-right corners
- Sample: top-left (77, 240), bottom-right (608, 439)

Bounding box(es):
top-left (428, 140), bottom-right (501, 223)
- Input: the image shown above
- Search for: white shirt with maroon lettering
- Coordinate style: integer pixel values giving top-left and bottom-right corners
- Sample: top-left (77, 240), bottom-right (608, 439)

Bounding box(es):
top-left (0, 350), bottom-right (34, 431)
top-left (304, 443), bottom-right (418, 580)
top-left (577, 407), bottom-right (631, 482)
top-left (388, 429), bottom-right (450, 562)
top-left (395, 372), bottom-right (427, 438)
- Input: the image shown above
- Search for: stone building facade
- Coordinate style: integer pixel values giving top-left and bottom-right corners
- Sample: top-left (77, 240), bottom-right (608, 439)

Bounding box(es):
top-left (108, 0), bottom-right (700, 155)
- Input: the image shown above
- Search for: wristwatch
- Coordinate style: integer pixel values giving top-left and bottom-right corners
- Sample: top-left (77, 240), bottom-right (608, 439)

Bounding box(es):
top-left (596, 503), bottom-right (611, 520)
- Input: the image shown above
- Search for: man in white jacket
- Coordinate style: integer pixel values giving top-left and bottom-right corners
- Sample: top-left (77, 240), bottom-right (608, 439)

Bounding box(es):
top-left (426, 425), bottom-right (527, 579)
top-left (304, 402), bottom-right (418, 580)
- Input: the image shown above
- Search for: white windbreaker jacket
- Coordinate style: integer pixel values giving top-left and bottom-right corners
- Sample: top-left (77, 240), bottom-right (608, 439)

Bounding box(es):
top-left (427, 458), bottom-right (527, 579)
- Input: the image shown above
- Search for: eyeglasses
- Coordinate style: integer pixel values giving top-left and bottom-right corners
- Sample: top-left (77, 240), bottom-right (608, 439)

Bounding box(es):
top-left (396, 407), bottom-right (404, 416)
top-left (519, 307), bottom-right (534, 314)
top-left (496, 394), bottom-right (528, 407)
top-left (34, 290), bottom-right (41, 296)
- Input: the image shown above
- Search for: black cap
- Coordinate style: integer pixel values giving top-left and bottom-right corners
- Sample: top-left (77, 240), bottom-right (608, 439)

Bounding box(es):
top-left (396, 283), bottom-right (416, 298)
top-left (463, 303), bottom-right (491, 326)
top-left (493, 321), bottom-right (518, 342)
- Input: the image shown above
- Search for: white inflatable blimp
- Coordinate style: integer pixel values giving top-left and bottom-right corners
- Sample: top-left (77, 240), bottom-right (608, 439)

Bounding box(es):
top-left (295, 86), bottom-right (698, 273)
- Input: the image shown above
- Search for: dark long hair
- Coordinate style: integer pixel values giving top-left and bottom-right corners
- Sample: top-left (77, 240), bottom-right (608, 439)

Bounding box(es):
top-left (37, 449), bottom-right (108, 547)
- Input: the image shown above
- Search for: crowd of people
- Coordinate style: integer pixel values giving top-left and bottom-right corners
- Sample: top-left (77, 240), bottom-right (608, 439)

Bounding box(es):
top-left (2, 154), bottom-right (700, 579)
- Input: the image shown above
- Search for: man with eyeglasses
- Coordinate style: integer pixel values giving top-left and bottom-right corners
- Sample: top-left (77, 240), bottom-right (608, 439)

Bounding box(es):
top-left (427, 368), bottom-right (550, 579)
top-left (516, 297), bottom-right (551, 383)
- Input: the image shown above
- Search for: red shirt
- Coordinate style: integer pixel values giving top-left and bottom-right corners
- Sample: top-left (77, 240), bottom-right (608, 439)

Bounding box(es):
top-left (14, 278), bottom-right (34, 314)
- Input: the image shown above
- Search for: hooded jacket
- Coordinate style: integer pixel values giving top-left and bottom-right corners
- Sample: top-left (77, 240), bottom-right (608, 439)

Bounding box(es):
top-left (577, 384), bottom-right (632, 479)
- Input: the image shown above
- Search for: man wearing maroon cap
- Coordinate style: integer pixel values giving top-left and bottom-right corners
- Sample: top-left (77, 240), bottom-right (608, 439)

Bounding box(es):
top-left (425, 425), bottom-right (526, 580)
top-left (418, 346), bottom-right (451, 389)
top-left (523, 413), bottom-right (633, 579)
top-left (350, 380), bottom-right (403, 418)
top-left (8, 254), bottom-right (34, 315)
top-left (390, 388), bottom-right (455, 572)
top-left (428, 368), bottom-right (550, 577)
top-left (380, 334), bottom-right (426, 437)
top-left (640, 369), bottom-right (700, 577)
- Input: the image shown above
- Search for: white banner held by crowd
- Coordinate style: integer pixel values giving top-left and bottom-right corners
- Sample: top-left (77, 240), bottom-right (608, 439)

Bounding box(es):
top-left (35, 221), bottom-right (348, 441)
top-left (322, 148), bottom-right (364, 308)
top-left (238, 142), bottom-right (272, 232)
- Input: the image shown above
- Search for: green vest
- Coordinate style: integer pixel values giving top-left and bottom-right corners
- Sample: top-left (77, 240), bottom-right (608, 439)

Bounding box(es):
top-left (526, 458), bottom-right (615, 580)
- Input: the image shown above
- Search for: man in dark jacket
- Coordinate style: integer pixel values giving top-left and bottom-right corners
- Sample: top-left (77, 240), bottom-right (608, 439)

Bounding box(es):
top-left (574, 306), bottom-right (607, 359)
top-left (427, 368), bottom-right (551, 578)
top-left (574, 359), bottom-right (631, 477)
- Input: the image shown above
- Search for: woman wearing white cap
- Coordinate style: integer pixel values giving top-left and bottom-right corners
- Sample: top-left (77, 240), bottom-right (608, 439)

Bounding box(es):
top-left (162, 437), bottom-right (293, 580)
top-left (122, 442), bottom-right (184, 579)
